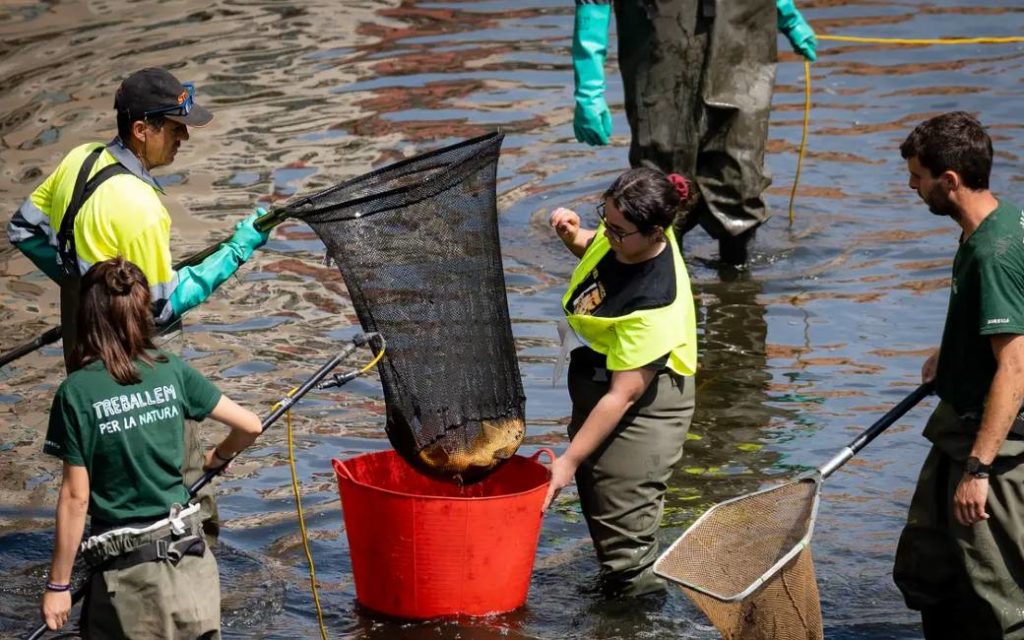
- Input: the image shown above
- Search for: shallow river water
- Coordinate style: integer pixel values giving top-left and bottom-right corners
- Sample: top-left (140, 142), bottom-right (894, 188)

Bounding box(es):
top-left (2, 1), bottom-right (1024, 638)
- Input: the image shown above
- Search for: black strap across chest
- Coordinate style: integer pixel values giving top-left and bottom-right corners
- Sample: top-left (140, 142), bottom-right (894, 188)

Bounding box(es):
top-left (57, 146), bottom-right (132, 279)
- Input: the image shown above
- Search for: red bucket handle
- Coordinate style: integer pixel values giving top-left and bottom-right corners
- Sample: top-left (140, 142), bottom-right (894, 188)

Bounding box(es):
top-left (332, 457), bottom-right (355, 482)
top-left (530, 448), bottom-right (556, 467)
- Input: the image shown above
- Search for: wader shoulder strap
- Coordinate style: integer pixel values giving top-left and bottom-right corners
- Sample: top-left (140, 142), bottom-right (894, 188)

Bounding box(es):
top-left (57, 147), bottom-right (132, 278)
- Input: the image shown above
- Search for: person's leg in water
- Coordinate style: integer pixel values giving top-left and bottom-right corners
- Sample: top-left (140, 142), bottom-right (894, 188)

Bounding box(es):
top-left (568, 352), bottom-right (695, 597)
top-left (893, 411), bottom-right (1015, 640)
top-left (617, 0), bottom-right (775, 266)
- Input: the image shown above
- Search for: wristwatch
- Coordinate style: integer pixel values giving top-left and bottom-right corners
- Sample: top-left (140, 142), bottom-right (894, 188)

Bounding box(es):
top-left (965, 456), bottom-right (992, 479)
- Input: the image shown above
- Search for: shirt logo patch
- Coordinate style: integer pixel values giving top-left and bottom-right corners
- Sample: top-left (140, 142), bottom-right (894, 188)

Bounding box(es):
top-left (571, 267), bottom-right (606, 316)
top-left (572, 282), bottom-right (605, 315)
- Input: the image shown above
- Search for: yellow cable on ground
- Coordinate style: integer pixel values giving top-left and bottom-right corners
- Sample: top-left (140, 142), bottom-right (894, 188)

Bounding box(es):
top-left (286, 404), bottom-right (330, 640)
top-left (818, 35), bottom-right (1024, 45)
top-left (789, 59), bottom-right (812, 225)
top-left (276, 343), bottom-right (386, 640)
top-left (788, 33), bottom-right (1024, 225)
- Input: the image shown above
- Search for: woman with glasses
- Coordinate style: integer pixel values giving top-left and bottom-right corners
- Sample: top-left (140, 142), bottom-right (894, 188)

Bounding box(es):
top-left (543, 167), bottom-right (698, 598)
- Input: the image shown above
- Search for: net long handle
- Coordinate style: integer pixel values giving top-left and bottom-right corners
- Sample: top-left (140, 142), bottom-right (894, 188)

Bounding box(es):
top-left (0, 327), bottom-right (62, 369)
top-left (818, 382), bottom-right (934, 479)
top-left (1, 209), bottom-right (291, 370)
top-left (174, 206), bottom-right (288, 268)
top-left (186, 334), bottom-right (367, 497)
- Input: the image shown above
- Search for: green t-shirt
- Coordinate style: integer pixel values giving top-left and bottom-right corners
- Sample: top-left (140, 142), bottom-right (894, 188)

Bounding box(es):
top-left (44, 350), bottom-right (222, 525)
top-left (933, 200), bottom-right (1024, 421)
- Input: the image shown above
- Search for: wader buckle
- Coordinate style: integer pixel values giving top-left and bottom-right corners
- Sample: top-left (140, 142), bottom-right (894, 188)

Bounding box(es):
top-left (154, 538), bottom-right (170, 562)
top-left (162, 532), bottom-right (202, 561)
top-left (168, 504), bottom-right (188, 536)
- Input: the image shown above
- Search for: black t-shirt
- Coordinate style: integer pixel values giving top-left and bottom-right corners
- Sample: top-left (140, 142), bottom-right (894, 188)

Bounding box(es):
top-left (565, 247), bottom-right (676, 370)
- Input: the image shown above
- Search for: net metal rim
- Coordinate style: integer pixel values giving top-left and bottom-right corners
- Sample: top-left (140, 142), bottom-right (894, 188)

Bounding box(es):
top-left (653, 472), bottom-right (823, 603)
top-left (284, 131), bottom-right (505, 223)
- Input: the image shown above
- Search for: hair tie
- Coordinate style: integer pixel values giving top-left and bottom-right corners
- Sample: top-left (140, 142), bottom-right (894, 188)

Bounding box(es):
top-left (667, 173), bottom-right (691, 203)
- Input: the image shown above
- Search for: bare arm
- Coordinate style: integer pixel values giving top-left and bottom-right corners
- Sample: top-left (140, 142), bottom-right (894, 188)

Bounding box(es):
top-left (922, 347), bottom-right (939, 383)
top-left (41, 463), bottom-right (89, 630)
top-left (973, 334), bottom-right (1024, 463)
top-left (953, 334), bottom-right (1024, 526)
top-left (203, 395), bottom-right (262, 469)
top-left (543, 367), bottom-right (657, 509)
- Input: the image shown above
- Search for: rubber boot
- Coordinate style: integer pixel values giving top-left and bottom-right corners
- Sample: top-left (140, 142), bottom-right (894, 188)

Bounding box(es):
top-left (718, 228), bottom-right (756, 266)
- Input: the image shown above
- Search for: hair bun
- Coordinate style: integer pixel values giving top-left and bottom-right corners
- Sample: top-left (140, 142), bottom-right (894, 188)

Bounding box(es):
top-left (667, 173), bottom-right (691, 203)
top-left (107, 263), bottom-right (134, 295)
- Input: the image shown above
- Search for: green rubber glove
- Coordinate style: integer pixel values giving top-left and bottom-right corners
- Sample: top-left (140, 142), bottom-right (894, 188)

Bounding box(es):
top-left (15, 235), bottom-right (62, 282)
top-left (777, 0), bottom-right (817, 62)
top-left (230, 207), bottom-right (272, 262)
top-left (572, 4), bottom-right (613, 146)
top-left (168, 208), bottom-right (271, 317)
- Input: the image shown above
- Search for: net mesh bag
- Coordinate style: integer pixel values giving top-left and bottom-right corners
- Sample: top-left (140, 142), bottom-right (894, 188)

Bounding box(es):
top-left (296, 133), bottom-right (525, 482)
top-left (655, 478), bottom-right (824, 640)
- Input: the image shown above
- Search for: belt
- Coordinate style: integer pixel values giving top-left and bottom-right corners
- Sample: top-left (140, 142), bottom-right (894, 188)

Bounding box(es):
top-left (569, 347), bottom-right (676, 383)
top-left (106, 534), bottom-right (206, 571)
top-left (80, 503), bottom-right (205, 569)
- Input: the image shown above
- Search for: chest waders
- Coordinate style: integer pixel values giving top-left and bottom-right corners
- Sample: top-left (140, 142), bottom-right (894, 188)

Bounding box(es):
top-left (55, 146), bottom-right (130, 372)
top-left (615, 0), bottom-right (776, 244)
top-left (26, 338), bottom-right (381, 640)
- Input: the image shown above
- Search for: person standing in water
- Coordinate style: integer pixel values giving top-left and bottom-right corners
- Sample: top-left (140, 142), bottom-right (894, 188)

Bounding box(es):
top-left (6, 66), bottom-right (271, 370)
top-left (6, 66), bottom-right (271, 541)
top-left (569, 0), bottom-right (817, 265)
top-left (544, 167), bottom-right (698, 597)
top-left (40, 257), bottom-right (261, 638)
top-left (893, 111), bottom-right (1024, 639)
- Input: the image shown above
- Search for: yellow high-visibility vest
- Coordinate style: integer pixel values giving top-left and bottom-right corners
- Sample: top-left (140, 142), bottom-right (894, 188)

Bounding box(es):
top-left (562, 226), bottom-right (697, 376)
top-left (24, 141), bottom-right (177, 319)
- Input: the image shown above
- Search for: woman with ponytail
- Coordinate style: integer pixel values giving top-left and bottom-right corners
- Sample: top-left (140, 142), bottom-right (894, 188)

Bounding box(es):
top-left (545, 167), bottom-right (698, 598)
top-left (40, 257), bottom-right (261, 638)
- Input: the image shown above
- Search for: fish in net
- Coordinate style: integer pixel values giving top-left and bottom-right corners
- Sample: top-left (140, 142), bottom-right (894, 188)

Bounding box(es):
top-left (297, 132), bottom-right (525, 482)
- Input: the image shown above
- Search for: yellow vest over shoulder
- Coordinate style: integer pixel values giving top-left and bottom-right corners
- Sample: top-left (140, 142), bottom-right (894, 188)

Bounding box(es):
top-left (29, 142), bottom-right (176, 309)
top-left (562, 227), bottom-right (697, 376)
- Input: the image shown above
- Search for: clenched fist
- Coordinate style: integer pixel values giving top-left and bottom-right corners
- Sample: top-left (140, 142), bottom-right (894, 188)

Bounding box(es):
top-left (550, 207), bottom-right (581, 244)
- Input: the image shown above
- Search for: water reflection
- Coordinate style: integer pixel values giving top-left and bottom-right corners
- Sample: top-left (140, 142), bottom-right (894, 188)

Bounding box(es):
top-left (2, 0), bottom-right (1024, 638)
top-left (666, 267), bottom-right (790, 528)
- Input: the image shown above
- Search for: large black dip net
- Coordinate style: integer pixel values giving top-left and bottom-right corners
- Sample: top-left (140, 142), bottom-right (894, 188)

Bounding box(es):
top-left (294, 133), bottom-right (525, 482)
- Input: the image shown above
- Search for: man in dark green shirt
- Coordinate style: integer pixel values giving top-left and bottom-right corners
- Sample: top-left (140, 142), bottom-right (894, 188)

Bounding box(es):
top-left (893, 111), bottom-right (1024, 639)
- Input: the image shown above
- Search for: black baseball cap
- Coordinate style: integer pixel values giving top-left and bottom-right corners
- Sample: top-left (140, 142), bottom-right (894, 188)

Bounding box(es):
top-left (114, 67), bottom-right (213, 127)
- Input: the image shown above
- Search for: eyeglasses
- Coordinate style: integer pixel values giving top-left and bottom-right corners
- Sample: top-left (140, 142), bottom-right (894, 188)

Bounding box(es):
top-left (597, 201), bottom-right (642, 243)
top-left (144, 83), bottom-right (195, 119)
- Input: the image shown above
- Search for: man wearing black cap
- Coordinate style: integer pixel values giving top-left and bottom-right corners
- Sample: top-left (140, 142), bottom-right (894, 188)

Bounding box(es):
top-left (6, 67), bottom-right (270, 544)
top-left (7, 67), bottom-right (271, 370)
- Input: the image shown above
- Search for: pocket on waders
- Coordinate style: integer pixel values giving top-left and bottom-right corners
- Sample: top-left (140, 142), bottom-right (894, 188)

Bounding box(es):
top-left (101, 561), bottom-right (166, 634)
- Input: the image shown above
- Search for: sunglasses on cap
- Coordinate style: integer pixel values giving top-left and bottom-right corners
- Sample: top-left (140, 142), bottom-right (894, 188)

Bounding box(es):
top-left (144, 83), bottom-right (195, 119)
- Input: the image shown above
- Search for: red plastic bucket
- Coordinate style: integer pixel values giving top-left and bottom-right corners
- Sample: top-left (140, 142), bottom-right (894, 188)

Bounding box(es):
top-left (332, 448), bottom-right (552, 619)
